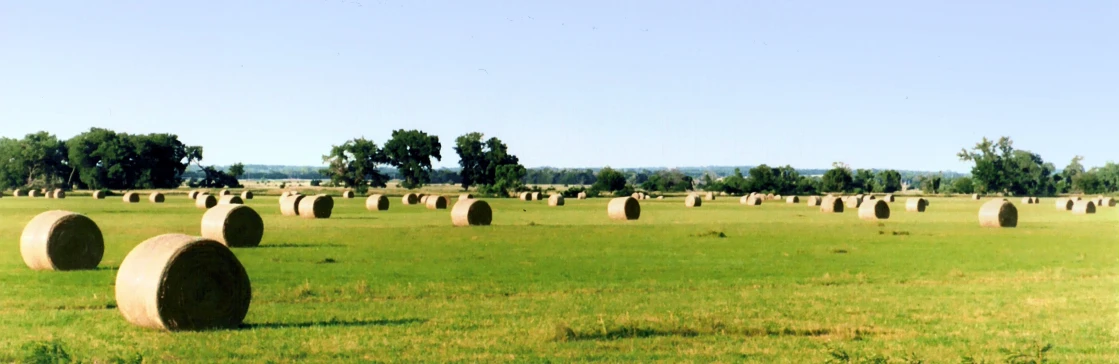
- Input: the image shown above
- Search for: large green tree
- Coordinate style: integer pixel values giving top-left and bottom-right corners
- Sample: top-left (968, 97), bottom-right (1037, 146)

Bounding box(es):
top-left (383, 129), bottom-right (442, 189)
top-left (66, 128), bottom-right (197, 189)
top-left (320, 138), bottom-right (390, 194)
top-left (591, 167), bottom-right (628, 192)
top-left (958, 137), bottom-right (1057, 196)
top-left (820, 163), bottom-right (853, 193)
top-left (453, 132), bottom-right (523, 194)
top-left (875, 170), bottom-right (902, 193)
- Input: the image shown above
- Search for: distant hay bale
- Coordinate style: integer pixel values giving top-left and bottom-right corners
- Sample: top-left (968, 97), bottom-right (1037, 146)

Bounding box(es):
top-left (366, 194), bottom-right (389, 211)
top-left (820, 196), bottom-right (844, 213)
top-left (858, 199), bottom-right (890, 221)
top-left (93, 190), bottom-right (105, 199)
top-left (1070, 196), bottom-right (1082, 201)
top-left (1071, 200), bottom-right (1096, 215)
top-left (20, 210), bottom-right (104, 271)
top-left (202, 205), bottom-right (264, 248)
top-left (786, 196), bottom-right (799, 204)
top-left (115, 234), bottom-right (251, 331)
top-left (863, 195), bottom-right (875, 201)
top-left (685, 193), bottom-right (702, 207)
top-left (1021, 197), bottom-right (1033, 204)
top-left (280, 194), bottom-right (305, 216)
top-left (426, 195), bottom-right (449, 210)
top-left (607, 197), bottom-right (640, 220)
top-left (972, 194), bottom-right (980, 200)
top-left (459, 193), bottom-right (474, 200)
top-left (402, 193), bottom-right (419, 205)
top-left (240, 191), bottom-right (253, 200)
top-left (1100, 197), bottom-right (1114, 207)
top-left (905, 198), bottom-right (928, 212)
top-left (657, 196), bottom-right (664, 200)
top-left (13, 190), bottom-right (22, 197)
top-left (806, 196), bottom-right (821, 206)
top-left (577, 192), bottom-right (587, 200)
top-left (845, 196), bottom-right (862, 208)
top-left (298, 194), bottom-right (334, 219)
top-left (519, 192), bottom-right (531, 201)
top-left (978, 199), bottom-right (1017, 228)
top-left (188, 190), bottom-right (200, 199)
top-left (53, 189), bottom-right (65, 199)
top-left (219, 189), bottom-right (231, 196)
top-left (1054, 198), bottom-right (1073, 211)
top-left (705, 192), bottom-right (715, 201)
top-left (774, 195), bottom-right (782, 200)
top-left (342, 191), bottom-right (354, 199)
top-left (149, 192), bottom-right (165, 203)
top-left (531, 192), bottom-right (541, 200)
top-left (719, 191), bottom-right (727, 196)
top-left (123, 192), bottom-right (139, 203)
top-left (28, 189), bottom-right (39, 198)
top-left (739, 195), bottom-right (747, 204)
top-left (548, 194), bottom-right (565, 207)
top-left (745, 195), bottom-right (763, 205)
top-left (884, 194), bottom-right (895, 202)
top-left (195, 194), bottom-right (217, 209)
top-left (419, 195), bottom-right (430, 204)
top-left (631, 192), bottom-right (642, 200)
top-left (219, 195), bottom-right (244, 205)
top-left (451, 199), bottom-right (492, 226)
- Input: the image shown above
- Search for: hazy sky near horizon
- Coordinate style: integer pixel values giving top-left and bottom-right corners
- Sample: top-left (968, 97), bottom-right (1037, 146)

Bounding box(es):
top-left (1, 1), bottom-right (1115, 172)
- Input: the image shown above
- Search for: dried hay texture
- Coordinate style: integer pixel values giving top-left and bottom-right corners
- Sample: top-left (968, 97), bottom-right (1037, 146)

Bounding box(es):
top-left (188, 190), bottom-right (199, 199)
top-left (419, 195), bottom-right (430, 204)
top-left (28, 190), bottom-right (39, 198)
top-left (280, 195), bottom-right (306, 216)
top-left (426, 195), bottom-right (449, 210)
top-left (657, 196), bottom-right (664, 200)
top-left (858, 199), bottom-right (890, 220)
top-left (342, 191), bottom-right (354, 199)
top-left (240, 191), bottom-right (253, 200)
top-left (519, 192), bottom-right (531, 201)
top-left (972, 194), bottom-right (980, 200)
top-left (607, 197), bottom-right (641, 220)
top-left (93, 190), bottom-right (105, 199)
top-left (148, 193), bottom-right (165, 203)
top-left (884, 194), bottom-right (895, 202)
top-left (906, 198), bottom-right (928, 212)
top-left (13, 190), bottom-right (22, 197)
top-left (863, 195), bottom-right (875, 201)
top-left (53, 189), bottom-right (65, 199)
top-left (820, 196), bottom-right (844, 213)
top-left (402, 193), bottom-right (419, 205)
top-left (806, 196), bottom-right (821, 206)
top-left (786, 196), bottom-right (799, 204)
top-left (195, 194), bottom-right (217, 209)
top-left (20, 210), bottom-right (104, 271)
top-left (577, 192), bottom-right (587, 200)
top-left (530, 192), bottom-right (541, 200)
top-left (705, 192), bottom-right (715, 201)
top-left (451, 199), bottom-right (492, 226)
top-left (458, 193), bottom-right (474, 200)
top-left (978, 199), bottom-right (1018, 228)
top-left (220, 189), bottom-right (231, 196)
top-left (219, 195), bottom-right (244, 205)
top-left (845, 196), bottom-right (863, 208)
top-left (1054, 198), bottom-right (1073, 211)
top-left (1071, 200), bottom-right (1096, 215)
top-left (1101, 197), bottom-right (1114, 207)
top-left (298, 194), bottom-right (334, 219)
top-left (745, 196), bottom-right (763, 205)
top-left (123, 192), bottom-right (140, 203)
top-left (548, 194), bottom-right (565, 207)
top-left (202, 205), bottom-right (264, 248)
top-left (115, 234), bottom-right (251, 331)
top-left (366, 194), bottom-right (389, 211)
top-left (685, 194), bottom-right (702, 207)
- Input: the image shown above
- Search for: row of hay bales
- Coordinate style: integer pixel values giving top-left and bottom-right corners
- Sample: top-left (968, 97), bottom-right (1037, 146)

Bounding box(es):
top-left (7, 188), bottom-right (67, 198)
top-left (279, 191), bottom-right (333, 218)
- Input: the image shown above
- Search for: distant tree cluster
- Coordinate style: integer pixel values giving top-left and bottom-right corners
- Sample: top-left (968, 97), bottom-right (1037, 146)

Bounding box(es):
top-left (454, 132), bottom-right (524, 196)
top-left (320, 129), bottom-right (442, 194)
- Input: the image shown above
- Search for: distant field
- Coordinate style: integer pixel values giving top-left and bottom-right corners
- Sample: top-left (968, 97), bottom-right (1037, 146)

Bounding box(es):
top-left (0, 195), bottom-right (1115, 362)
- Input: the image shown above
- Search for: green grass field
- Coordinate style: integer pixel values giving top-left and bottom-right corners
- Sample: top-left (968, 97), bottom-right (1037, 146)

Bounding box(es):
top-left (0, 194), bottom-right (1115, 363)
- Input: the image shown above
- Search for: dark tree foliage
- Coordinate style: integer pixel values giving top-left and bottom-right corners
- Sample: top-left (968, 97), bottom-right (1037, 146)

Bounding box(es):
top-left (640, 169), bottom-right (694, 192)
top-left (383, 129), bottom-right (441, 189)
top-left (591, 167), bottom-right (628, 192)
top-left (821, 166), bottom-right (853, 193)
top-left (65, 128), bottom-right (199, 190)
top-left (875, 170), bottom-right (903, 193)
top-left (454, 132), bottom-right (523, 195)
top-left (958, 137), bottom-right (1056, 196)
top-left (320, 138), bottom-right (390, 194)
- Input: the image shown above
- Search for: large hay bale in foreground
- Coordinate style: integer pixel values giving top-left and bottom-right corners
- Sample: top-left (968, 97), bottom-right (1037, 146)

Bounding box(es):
top-left (219, 195), bottom-right (244, 205)
top-left (426, 195), bottom-right (449, 210)
top-left (607, 197), bottom-right (640, 220)
top-left (92, 190), bottom-right (105, 199)
top-left (366, 194), bottom-right (389, 211)
top-left (240, 191), bottom-right (253, 200)
top-left (202, 205), bottom-right (264, 248)
top-left (858, 199), bottom-right (890, 221)
top-left (805, 196), bottom-right (821, 206)
top-left (195, 194), bottom-right (218, 209)
top-left (906, 198), bottom-right (928, 212)
top-left (52, 189), bottom-right (65, 199)
top-left (342, 191), bottom-right (354, 199)
top-left (115, 234), bottom-right (251, 331)
top-left (402, 193), bottom-right (419, 205)
top-left (577, 192), bottom-right (587, 200)
top-left (845, 196), bottom-right (862, 208)
top-left (298, 194), bottom-right (334, 219)
top-left (548, 194), bottom-right (565, 207)
top-left (280, 195), bottom-right (305, 216)
top-left (685, 193), bottom-right (702, 207)
top-left (1071, 200), bottom-right (1096, 215)
top-left (820, 196), bottom-right (844, 213)
top-left (786, 196), bottom-right (799, 204)
top-left (979, 199), bottom-right (1017, 228)
top-left (451, 199), bottom-right (492, 226)
top-left (1055, 198), bottom-right (1073, 211)
top-left (149, 192), bottom-right (165, 203)
top-left (20, 210), bottom-right (104, 271)
top-left (188, 190), bottom-right (200, 199)
top-left (123, 192), bottom-right (140, 203)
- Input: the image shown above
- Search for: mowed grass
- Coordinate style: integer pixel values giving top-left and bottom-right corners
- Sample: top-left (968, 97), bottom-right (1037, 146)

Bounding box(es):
top-left (0, 195), bottom-right (1115, 362)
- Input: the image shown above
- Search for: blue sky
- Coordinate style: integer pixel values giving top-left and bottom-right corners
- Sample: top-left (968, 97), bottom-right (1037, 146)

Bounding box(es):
top-left (1, 1), bottom-right (1115, 172)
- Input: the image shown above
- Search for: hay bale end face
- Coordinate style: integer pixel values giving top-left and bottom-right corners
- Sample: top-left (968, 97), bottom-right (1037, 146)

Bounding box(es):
top-left (298, 194), bottom-right (334, 219)
top-left (342, 191), bottom-right (355, 199)
top-left (426, 195), bottom-right (449, 210)
top-left (685, 194), bottom-right (702, 207)
top-left (548, 194), bottom-right (565, 207)
top-left (240, 191), bottom-right (253, 200)
top-left (858, 199), bottom-right (890, 221)
top-left (705, 192), bottom-right (715, 201)
top-left (820, 196), bottom-right (844, 213)
top-left (402, 193), bottom-right (419, 205)
top-left (20, 210), bottom-right (104, 271)
top-left (905, 198), bottom-right (928, 212)
top-left (149, 192), bottom-right (165, 203)
top-left (1071, 200), bottom-right (1096, 215)
top-left (1055, 198), bottom-right (1073, 211)
top-left (219, 195), bottom-right (244, 205)
top-left (451, 199), bottom-right (492, 226)
top-left (53, 189), bottom-right (66, 199)
top-left (805, 196), bottom-right (821, 206)
top-left (92, 190), bottom-right (105, 199)
top-left (786, 196), bottom-right (799, 204)
top-left (845, 196), bottom-right (862, 208)
top-left (607, 197), bottom-right (641, 220)
top-left (280, 195), bottom-right (306, 216)
top-left (196, 194), bottom-right (218, 209)
top-left (978, 199), bottom-right (1017, 228)
top-left (115, 234), bottom-right (251, 331)
top-left (531, 192), bottom-right (541, 201)
top-left (123, 192), bottom-right (140, 203)
top-left (366, 194), bottom-right (389, 211)
top-left (202, 205), bottom-right (264, 248)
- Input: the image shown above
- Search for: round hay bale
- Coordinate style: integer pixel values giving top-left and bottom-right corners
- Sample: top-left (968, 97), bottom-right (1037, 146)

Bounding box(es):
top-left (419, 195), bottom-right (430, 204)
top-left (1070, 196), bottom-right (1082, 201)
top-left (195, 194), bottom-right (217, 209)
top-left (28, 189), bottom-right (39, 198)
top-left (202, 205), bottom-right (264, 248)
top-left (298, 194), bottom-right (334, 219)
top-left (805, 196), bottom-right (821, 206)
top-left (188, 190), bottom-right (199, 199)
top-left (402, 193), bottom-right (419, 205)
top-left (883, 194), bottom-right (895, 202)
top-left (863, 195), bottom-right (875, 201)
top-left (342, 191), bottom-right (355, 199)
top-left (1055, 198), bottom-right (1073, 211)
top-left (820, 196), bottom-right (844, 213)
top-left (13, 189), bottom-right (22, 197)
top-left (978, 199), bottom-right (1017, 228)
top-left (451, 199), bottom-right (492, 226)
top-left (240, 191), bottom-right (253, 200)
top-left (1071, 200), bottom-right (1096, 215)
top-left (530, 192), bottom-right (542, 200)
top-left (656, 196), bottom-right (664, 200)
top-left (684, 194), bottom-right (702, 207)
top-left (518, 192), bottom-right (529, 201)
top-left (149, 192), bottom-right (165, 203)
top-left (219, 195), bottom-right (243, 205)
top-left (739, 195), bottom-right (747, 204)
top-left (786, 196), bottom-right (799, 204)
top-left (631, 192), bottom-right (642, 199)
top-left (1100, 197), bottom-right (1114, 207)
top-left (53, 189), bottom-right (65, 199)
top-left (219, 189), bottom-right (231, 196)
top-left (774, 195), bottom-right (783, 200)
top-left (1021, 197), bottom-right (1032, 204)
top-left (719, 191), bottom-right (727, 196)
top-left (577, 192), bottom-right (587, 200)
top-left (607, 197), bottom-right (640, 220)
top-left (366, 194), bottom-right (389, 211)
top-left (745, 196), bottom-right (763, 205)
top-left (426, 195), bottom-right (449, 210)
top-left (858, 199), bottom-right (890, 221)
top-left (845, 196), bottom-right (862, 208)
top-left (705, 192), bottom-right (715, 201)
top-left (458, 193), bottom-right (474, 200)
top-left (115, 234), bottom-right (251, 331)
top-left (548, 194), bottom-right (565, 207)
top-left (905, 198), bottom-right (928, 212)
top-left (280, 194), bottom-right (305, 216)
top-left (971, 194), bottom-right (980, 200)
top-left (20, 210), bottom-right (104, 271)
top-left (123, 192), bottom-right (140, 203)
top-left (92, 190), bottom-right (105, 199)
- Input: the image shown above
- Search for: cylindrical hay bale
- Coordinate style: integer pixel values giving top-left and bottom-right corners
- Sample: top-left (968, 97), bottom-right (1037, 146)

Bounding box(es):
top-left (745, 196), bottom-right (763, 205)
top-left (219, 189), bottom-right (231, 196)
top-left (426, 195), bottom-right (449, 210)
top-left (458, 193), bottom-right (474, 200)
top-left (1030, 197), bottom-right (1039, 204)
top-left (979, 199), bottom-right (1017, 228)
top-left (1055, 198), bottom-right (1073, 211)
top-left (13, 190), bottom-right (23, 197)
top-left (820, 196), bottom-right (844, 213)
top-left (219, 195), bottom-right (244, 205)
top-left (705, 192), bottom-right (715, 201)
top-left (1101, 197), bottom-right (1114, 207)
top-left (905, 198), bottom-right (928, 212)
top-left (1071, 200), bottom-right (1096, 215)
top-left (531, 192), bottom-right (541, 201)
top-left (607, 197), bottom-right (640, 220)
top-left (845, 196), bottom-right (862, 209)
top-left (419, 195), bottom-right (430, 204)
top-left (577, 192), bottom-right (587, 200)
top-left (884, 194), bottom-right (895, 202)
top-left (402, 193), bottom-right (419, 205)
top-left (240, 191), bottom-right (253, 200)
top-left (451, 199), bottom-right (492, 226)
top-left (280, 195), bottom-right (305, 216)
top-left (20, 211), bottom-right (104, 271)
top-left (1021, 197), bottom-right (1032, 204)
top-left (29, 189), bottom-right (39, 198)
top-left (684, 194), bottom-right (702, 207)
top-left (806, 196), bottom-right (821, 206)
top-left (123, 192), bottom-right (139, 203)
top-left (972, 194), bottom-right (980, 200)
top-left (774, 195), bottom-right (783, 200)
top-left (188, 190), bottom-right (199, 199)
top-left (631, 192), bottom-right (642, 200)
top-left (1070, 196), bottom-right (1082, 201)
top-left (657, 196), bottom-right (664, 200)
top-left (298, 194), bottom-right (334, 219)
top-left (739, 195), bottom-right (747, 204)
top-left (342, 191), bottom-right (355, 199)
top-left (863, 195), bottom-right (875, 201)
top-left (93, 190), bottom-right (105, 199)
top-left (115, 234), bottom-right (251, 331)
top-left (519, 192), bottom-right (530, 201)
top-left (366, 194), bottom-right (389, 211)
top-left (548, 194), bottom-right (565, 207)
top-left (195, 194), bottom-right (217, 209)
top-left (149, 192), bottom-right (165, 203)
top-left (53, 189), bottom-right (65, 199)
top-left (202, 205), bottom-right (264, 248)
top-left (858, 199), bottom-right (890, 221)
top-left (786, 196), bottom-right (799, 204)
